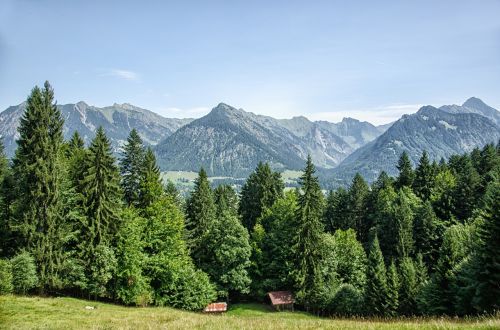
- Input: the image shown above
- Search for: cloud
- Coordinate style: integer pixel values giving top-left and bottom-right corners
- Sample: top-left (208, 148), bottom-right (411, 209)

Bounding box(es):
top-left (308, 104), bottom-right (423, 125)
top-left (101, 69), bottom-right (139, 81)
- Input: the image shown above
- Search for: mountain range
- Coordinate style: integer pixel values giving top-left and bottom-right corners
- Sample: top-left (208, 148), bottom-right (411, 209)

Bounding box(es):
top-left (0, 97), bottom-right (498, 185)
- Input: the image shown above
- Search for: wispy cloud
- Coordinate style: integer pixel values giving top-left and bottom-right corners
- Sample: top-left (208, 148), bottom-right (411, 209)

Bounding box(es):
top-left (309, 104), bottom-right (423, 125)
top-left (101, 69), bottom-right (139, 81)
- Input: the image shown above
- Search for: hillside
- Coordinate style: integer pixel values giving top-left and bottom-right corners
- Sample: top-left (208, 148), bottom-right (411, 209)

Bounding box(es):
top-left (332, 105), bottom-right (500, 183)
top-left (0, 102), bottom-right (192, 156)
top-left (1, 296), bottom-right (497, 330)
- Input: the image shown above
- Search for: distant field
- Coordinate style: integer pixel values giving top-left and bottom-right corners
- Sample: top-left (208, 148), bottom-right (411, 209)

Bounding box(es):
top-left (1, 295), bottom-right (499, 330)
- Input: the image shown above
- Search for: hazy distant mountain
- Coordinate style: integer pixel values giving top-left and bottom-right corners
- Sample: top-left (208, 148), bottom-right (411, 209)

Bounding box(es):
top-left (0, 102), bottom-right (192, 157)
top-left (154, 103), bottom-right (380, 177)
top-left (440, 97), bottom-right (500, 125)
top-left (332, 102), bottom-right (500, 183)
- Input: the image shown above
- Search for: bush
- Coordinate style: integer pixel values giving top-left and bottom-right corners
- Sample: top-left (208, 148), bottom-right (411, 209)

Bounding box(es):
top-left (0, 259), bottom-right (13, 294)
top-left (11, 251), bottom-right (38, 294)
top-left (331, 284), bottom-right (363, 316)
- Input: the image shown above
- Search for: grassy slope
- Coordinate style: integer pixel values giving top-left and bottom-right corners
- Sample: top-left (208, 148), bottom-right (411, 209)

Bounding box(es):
top-left (1, 295), bottom-right (499, 330)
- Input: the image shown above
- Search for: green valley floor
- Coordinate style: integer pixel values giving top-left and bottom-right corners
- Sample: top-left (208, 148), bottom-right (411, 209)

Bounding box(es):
top-left (0, 295), bottom-right (499, 329)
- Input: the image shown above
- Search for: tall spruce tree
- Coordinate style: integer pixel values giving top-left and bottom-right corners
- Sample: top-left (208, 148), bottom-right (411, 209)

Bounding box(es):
top-left (323, 187), bottom-right (349, 233)
top-left (12, 81), bottom-right (66, 292)
top-left (386, 260), bottom-right (400, 316)
top-left (137, 148), bottom-right (163, 210)
top-left (414, 201), bottom-right (442, 268)
top-left (0, 139), bottom-right (14, 257)
top-left (239, 162), bottom-right (284, 231)
top-left (472, 182), bottom-right (500, 312)
top-left (292, 156), bottom-right (325, 304)
top-left (398, 257), bottom-right (418, 315)
top-left (185, 168), bottom-right (216, 266)
top-left (80, 127), bottom-right (122, 250)
top-left (396, 151), bottom-right (414, 189)
top-left (347, 173), bottom-right (370, 244)
top-left (214, 184), bottom-right (239, 216)
top-left (413, 151), bottom-right (435, 201)
top-left (120, 129), bottom-right (145, 207)
top-left (365, 235), bottom-right (389, 316)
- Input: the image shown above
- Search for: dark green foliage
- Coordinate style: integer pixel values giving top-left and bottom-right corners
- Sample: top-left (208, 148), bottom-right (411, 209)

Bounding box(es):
top-left (413, 151), bottom-right (435, 201)
top-left (393, 189), bottom-right (416, 259)
top-left (238, 162), bottom-right (284, 231)
top-left (0, 259), bottom-right (13, 294)
top-left (164, 179), bottom-right (181, 204)
top-left (137, 148), bottom-right (163, 210)
top-left (414, 201), bottom-right (442, 268)
top-left (323, 187), bottom-right (349, 233)
top-left (185, 168), bottom-right (216, 266)
top-left (12, 81), bottom-right (66, 292)
top-left (347, 173), bottom-right (370, 243)
top-left (386, 261), bottom-right (400, 316)
top-left (398, 257), bottom-right (418, 315)
top-left (79, 127), bottom-right (122, 249)
top-left (450, 155), bottom-right (481, 221)
top-left (214, 184), bottom-right (238, 216)
top-left (471, 181), bottom-right (500, 313)
top-left (292, 156), bottom-right (325, 304)
top-left (330, 284), bottom-right (364, 316)
top-left (396, 151), bottom-right (414, 189)
top-left (120, 129), bottom-right (145, 207)
top-left (0, 139), bottom-right (15, 257)
top-left (365, 235), bottom-right (389, 316)
top-left (87, 244), bottom-right (117, 299)
top-left (10, 251), bottom-right (39, 294)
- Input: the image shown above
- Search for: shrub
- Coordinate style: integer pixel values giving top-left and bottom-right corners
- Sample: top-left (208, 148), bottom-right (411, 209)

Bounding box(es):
top-left (0, 259), bottom-right (13, 294)
top-left (11, 251), bottom-right (38, 294)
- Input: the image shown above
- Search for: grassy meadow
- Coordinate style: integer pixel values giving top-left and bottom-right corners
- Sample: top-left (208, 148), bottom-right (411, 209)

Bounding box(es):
top-left (1, 295), bottom-right (499, 330)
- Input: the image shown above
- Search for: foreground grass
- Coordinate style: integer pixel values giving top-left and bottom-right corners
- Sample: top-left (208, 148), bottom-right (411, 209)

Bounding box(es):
top-left (1, 295), bottom-right (499, 329)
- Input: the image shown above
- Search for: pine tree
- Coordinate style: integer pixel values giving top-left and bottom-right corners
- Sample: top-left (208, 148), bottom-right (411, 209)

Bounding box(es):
top-left (120, 129), bottom-right (145, 207)
top-left (386, 260), bottom-right (400, 316)
top-left (12, 81), bottom-right (66, 292)
top-left (365, 235), bottom-right (389, 316)
top-left (450, 155), bottom-right (481, 221)
top-left (185, 168), bottom-right (216, 266)
top-left (80, 127), bottom-right (122, 251)
top-left (413, 151), bottom-right (435, 201)
top-left (214, 184), bottom-right (238, 216)
top-left (323, 187), bottom-right (349, 233)
top-left (394, 189), bottom-right (416, 259)
top-left (347, 173), bottom-right (370, 244)
top-left (68, 131), bottom-right (84, 150)
top-left (414, 201), bottom-right (442, 268)
top-left (137, 148), bottom-right (163, 209)
top-left (239, 162), bottom-right (284, 231)
top-left (396, 151), bottom-right (414, 189)
top-left (292, 156), bottom-right (325, 303)
top-left (0, 139), bottom-right (15, 257)
top-left (472, 182), bottom-right (500, 312)
top-left (164, 179), bottom-right (181, 204)
top-left (398, 257), bottom-right (418, 315)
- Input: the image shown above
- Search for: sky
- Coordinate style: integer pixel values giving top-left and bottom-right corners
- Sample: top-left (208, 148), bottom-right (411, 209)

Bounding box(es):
top-left (0, 0), bottom-right (499, 125)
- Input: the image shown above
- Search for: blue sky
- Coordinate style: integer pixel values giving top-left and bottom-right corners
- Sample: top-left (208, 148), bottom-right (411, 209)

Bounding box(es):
top-left (0, 0), bottom-right (499, 124)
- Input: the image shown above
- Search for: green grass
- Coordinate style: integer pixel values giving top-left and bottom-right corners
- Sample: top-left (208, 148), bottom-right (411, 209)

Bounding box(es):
top-left (1, 295), bottom-right (499, 329)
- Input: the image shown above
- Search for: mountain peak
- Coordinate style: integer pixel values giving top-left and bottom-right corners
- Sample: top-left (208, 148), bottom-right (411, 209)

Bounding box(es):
top-left (463, 97), bottom-right (486, 108)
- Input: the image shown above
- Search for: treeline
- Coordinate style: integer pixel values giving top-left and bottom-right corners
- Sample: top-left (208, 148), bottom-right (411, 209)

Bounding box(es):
top-left (0, 82), bottom-right (499, 316)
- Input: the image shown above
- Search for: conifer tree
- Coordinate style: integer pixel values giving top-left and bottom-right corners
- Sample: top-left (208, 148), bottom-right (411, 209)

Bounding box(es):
top-left (386, 260), bottom-right (400, 316)
top-left (396, 151), bottom-right (414, 189)
top-left (450, 155), bottom-right (481, 221)
top-left (394, 189), bottom-right (416, 259)
top-left (164, 179), bottom-right (181, 204)
top-left (185, 168), bottom-right (216, 266)
top-left (292, 156), bottom-right (325, 303)
top-left (0, 139), bottom-right (15, 257)
top-left (239, 162), bottom-right (284, 231)
top-left (414, 201), bottom-right (441, 268)
top-left (214, 184), bottom-right (239, 216)
top-left (137, 148), bottom-right (163, 209)
top-left (472, 182), bottom-right (500, 312)
top-left (365, 235), bottom-right (389, 316)
top-left (80, 127), bottom-right (122, 250)
top-left (413, 151), bottom-right (435, 201)
top-left (398, 257), bottom-right (418, 315)
top-left (120, 129), bottom-right (145, 206)
top-left (323, 187), bottom-right (349, 233)
top-left (12, 81), bottom-right (66, 292)
top-left (347, 173), bottom-right (370, 243)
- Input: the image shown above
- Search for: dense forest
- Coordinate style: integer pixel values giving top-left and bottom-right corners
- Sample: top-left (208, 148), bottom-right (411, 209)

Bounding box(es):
top-left (0, 82), bottom-right (499, 317)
